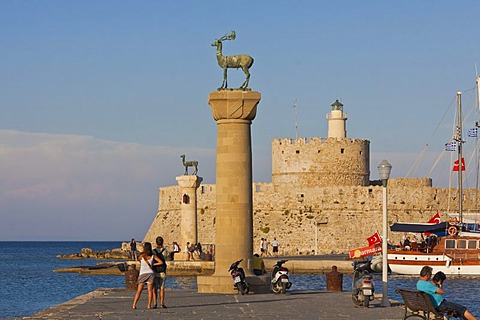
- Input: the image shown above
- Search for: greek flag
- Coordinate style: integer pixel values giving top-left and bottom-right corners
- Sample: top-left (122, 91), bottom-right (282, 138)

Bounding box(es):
top-left (468, 128), bottom-right (478, 138)
top-left (445, 141), bottom-right (457, 151)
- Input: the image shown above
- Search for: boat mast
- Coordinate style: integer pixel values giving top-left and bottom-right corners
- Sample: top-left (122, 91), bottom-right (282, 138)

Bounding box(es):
top-left (477, 76), bottom-right (480, 110)
top-left (457, 91), bottom-right (463, 224)
top-left (477, 76), bottom-right (480, 213)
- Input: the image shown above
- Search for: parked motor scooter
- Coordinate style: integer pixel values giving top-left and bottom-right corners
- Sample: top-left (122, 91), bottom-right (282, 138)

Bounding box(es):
top-left (351, 259), bottom-right (374, 307)
top-left (271, 259), bottom-right (292, 294)
top-left (229, 259), bottom-right (249, 295)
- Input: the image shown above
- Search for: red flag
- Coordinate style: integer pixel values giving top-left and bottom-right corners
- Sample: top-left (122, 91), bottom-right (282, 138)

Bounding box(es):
top-left (453, 158), bottom-right (465, 172)
top-left (428, 212), bottom-right (441, 224)
top-left (367, 232), bottom-right (381, 246)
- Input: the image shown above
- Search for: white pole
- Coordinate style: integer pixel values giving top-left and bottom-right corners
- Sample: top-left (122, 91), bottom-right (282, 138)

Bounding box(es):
top-left (457, 92), bottom-right (463, 224)
top-left (381, 184), bottom-right (390, 307)
top-left (476, 76), bottom-right (480, 112)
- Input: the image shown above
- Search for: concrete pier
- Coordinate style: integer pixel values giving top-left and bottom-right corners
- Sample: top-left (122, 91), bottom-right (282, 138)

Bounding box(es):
top-left (22, 288), bottom-right (405, 320)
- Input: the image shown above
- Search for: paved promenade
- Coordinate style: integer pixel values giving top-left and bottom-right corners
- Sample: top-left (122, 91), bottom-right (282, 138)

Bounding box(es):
top-left (20, 288), bottom-right (406, 320)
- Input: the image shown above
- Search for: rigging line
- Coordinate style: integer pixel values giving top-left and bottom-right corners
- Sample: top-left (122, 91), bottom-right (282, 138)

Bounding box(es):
top-left (427, 151), bottom-right (446, 177)
top-left (406, 144), bottom-right (427, 177)
top-left (464, 149), bottom-right (476, 189)
top-left (461, 89), bottom-right (478, 125)
top-left (406, 95), bottom-right (456, 176)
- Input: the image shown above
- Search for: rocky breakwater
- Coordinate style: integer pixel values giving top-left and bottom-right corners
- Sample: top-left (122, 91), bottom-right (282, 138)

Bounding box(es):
top-left (54, 245), bottom-right (215, 276)
top-left (57, 247), bottom-right (130, 260)
top-left (55, 247), bottom-right (131, 275)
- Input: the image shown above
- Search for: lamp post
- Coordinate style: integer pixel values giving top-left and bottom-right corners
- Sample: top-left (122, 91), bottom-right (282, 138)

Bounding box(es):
top-left (377, 160), bottom-right (392, 307)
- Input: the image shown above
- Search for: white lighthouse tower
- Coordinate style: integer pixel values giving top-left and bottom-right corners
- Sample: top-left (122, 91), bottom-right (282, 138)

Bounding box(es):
top-left (326, 99), bottom-right (348, 139)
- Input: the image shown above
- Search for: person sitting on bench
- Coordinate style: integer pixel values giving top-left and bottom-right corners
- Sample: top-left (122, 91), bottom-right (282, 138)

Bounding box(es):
top-left (416, 266), bottom-right (476, 320)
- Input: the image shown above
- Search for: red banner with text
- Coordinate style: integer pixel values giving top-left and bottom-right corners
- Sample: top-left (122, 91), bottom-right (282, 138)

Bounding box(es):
top-left (349, 244), bottom-right (382, 259)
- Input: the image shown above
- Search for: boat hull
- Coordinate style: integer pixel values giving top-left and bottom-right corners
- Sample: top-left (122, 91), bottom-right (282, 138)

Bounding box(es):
top-left (388, 251), bottom-right (480, 275)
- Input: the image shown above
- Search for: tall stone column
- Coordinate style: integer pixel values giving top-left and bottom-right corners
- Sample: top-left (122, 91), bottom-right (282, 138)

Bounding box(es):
top-left (197, 90), bottom-right (261, 293)
top-left (176, 175), bottom-right (203, 259)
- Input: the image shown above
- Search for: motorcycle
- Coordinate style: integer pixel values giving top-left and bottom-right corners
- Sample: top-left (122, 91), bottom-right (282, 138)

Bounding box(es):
top-left (351, 259), bottom-right (375, 307)
top-left (271, 259), bottom-right (292, 294)
top-left (229, 259), bottom-right (249, 295)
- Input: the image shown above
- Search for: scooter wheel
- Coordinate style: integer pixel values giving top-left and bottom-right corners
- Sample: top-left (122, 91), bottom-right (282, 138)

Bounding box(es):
top-left (351, 289), bottom-right (363, 307)
top-left (281, 282), bottom-right (287, 294)
top-left (363, 296), bottom-right (370, 307)
top-left (271, 282), bottom-right (281, 294)
top-left (239, 283), bottom-right (245, 295)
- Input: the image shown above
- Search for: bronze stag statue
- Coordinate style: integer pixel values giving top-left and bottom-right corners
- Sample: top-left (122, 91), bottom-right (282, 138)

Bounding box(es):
top-left (211, 31), bottom-right (254, 90)
top-left (180, 154), bottom-right (198, 175)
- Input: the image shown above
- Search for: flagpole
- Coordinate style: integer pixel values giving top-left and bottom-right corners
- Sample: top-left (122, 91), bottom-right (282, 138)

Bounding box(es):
top-left (457, 92), bottom-right (463, 224)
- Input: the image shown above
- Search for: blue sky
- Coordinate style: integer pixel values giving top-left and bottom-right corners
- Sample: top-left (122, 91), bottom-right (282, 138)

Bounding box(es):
top-left (1, 1), bottom-right (480, 240)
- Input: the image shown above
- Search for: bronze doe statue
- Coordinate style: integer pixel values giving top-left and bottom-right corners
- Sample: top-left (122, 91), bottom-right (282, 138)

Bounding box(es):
top-left (211, 31), bottom-right (254, 90)
top-left (180, 154), bottom-right (198, 175)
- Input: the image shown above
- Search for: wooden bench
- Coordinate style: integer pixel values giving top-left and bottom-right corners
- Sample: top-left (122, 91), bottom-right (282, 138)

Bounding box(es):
top-left (395, 288), bottom-right (446, 320)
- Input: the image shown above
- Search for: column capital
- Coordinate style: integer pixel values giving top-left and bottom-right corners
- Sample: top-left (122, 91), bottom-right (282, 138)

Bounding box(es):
top-left (208, 90), bottom-right (261, 121)
top-left (176, 175), bottom-right (203, 188)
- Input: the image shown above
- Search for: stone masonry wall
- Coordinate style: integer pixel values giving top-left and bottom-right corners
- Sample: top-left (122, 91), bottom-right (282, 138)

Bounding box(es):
top-left (144, 178), bottom-right (480, 255)
top-left (271, 137), bottom-right (370, 187)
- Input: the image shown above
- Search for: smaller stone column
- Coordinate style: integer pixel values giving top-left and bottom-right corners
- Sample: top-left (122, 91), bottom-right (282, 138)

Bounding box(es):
top-left (176, 175), bottom-right (203, 260)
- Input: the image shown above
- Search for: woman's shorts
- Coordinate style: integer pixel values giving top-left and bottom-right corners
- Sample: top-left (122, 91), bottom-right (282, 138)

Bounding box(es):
top-left (137, 273), bottom-right (155, 284)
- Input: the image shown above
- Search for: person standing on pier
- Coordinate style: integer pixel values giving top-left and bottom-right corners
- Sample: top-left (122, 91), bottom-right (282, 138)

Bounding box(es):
top-left (153, 236), bottom-right (167, 309)
top-left (132, 242), bottom-right (164, 309)
top-left (130, 239), bottom-right (137, 261)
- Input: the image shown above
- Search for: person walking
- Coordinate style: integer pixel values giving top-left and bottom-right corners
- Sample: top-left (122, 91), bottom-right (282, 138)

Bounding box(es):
top-left (132, 242), bottom-right (164, 309)
top-left (263, 238), bottom-right (270, 256)
top-left (417, 266), bottom-right (476, 320)
top-left (271, 237), bottom-right (279, 257)
top-left (153, 236), bottom-right (167, 309)
top-left (260, 238), bottom-right (265, 257)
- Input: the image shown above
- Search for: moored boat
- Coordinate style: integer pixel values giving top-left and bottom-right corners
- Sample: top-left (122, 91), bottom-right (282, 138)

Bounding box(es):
top-left (388, 81), bottom-right (480, 275)
top-left (388, 221), bottom-right (480, 275)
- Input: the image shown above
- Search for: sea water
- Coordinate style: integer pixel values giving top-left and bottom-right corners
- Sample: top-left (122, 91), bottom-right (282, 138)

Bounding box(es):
top-left (0, 241), bottom-right (194, 318)
top-left (0, 242), bottom-right (478, 318)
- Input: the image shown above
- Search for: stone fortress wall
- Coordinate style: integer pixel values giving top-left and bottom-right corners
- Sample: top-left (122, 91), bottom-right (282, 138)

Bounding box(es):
top-left (144, 100), bottom-right (480, 255)
top-left (144, 141), bottom-right (480, 255)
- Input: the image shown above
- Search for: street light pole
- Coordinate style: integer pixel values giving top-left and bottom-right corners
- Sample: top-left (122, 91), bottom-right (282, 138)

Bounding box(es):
top-left (377, 160), bottom-right (392, 307)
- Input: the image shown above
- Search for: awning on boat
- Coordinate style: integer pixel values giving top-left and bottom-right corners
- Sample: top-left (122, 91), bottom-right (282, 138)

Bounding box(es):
top-left (390, 222), bottom-right (448, 233)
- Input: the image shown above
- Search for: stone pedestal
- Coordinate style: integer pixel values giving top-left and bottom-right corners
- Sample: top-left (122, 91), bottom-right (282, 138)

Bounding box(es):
top-left (197, 90), bottom-right (263, 293)
top-left (176, 175), bottom-right (202, 261)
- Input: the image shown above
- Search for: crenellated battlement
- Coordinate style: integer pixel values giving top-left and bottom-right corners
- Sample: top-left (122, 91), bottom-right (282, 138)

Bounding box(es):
top-left (272, 137), bottom-right (369, 146)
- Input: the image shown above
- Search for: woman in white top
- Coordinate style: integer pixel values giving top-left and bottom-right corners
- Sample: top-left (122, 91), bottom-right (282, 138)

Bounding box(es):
top-left (132, 242), bottom-right (164, 309)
